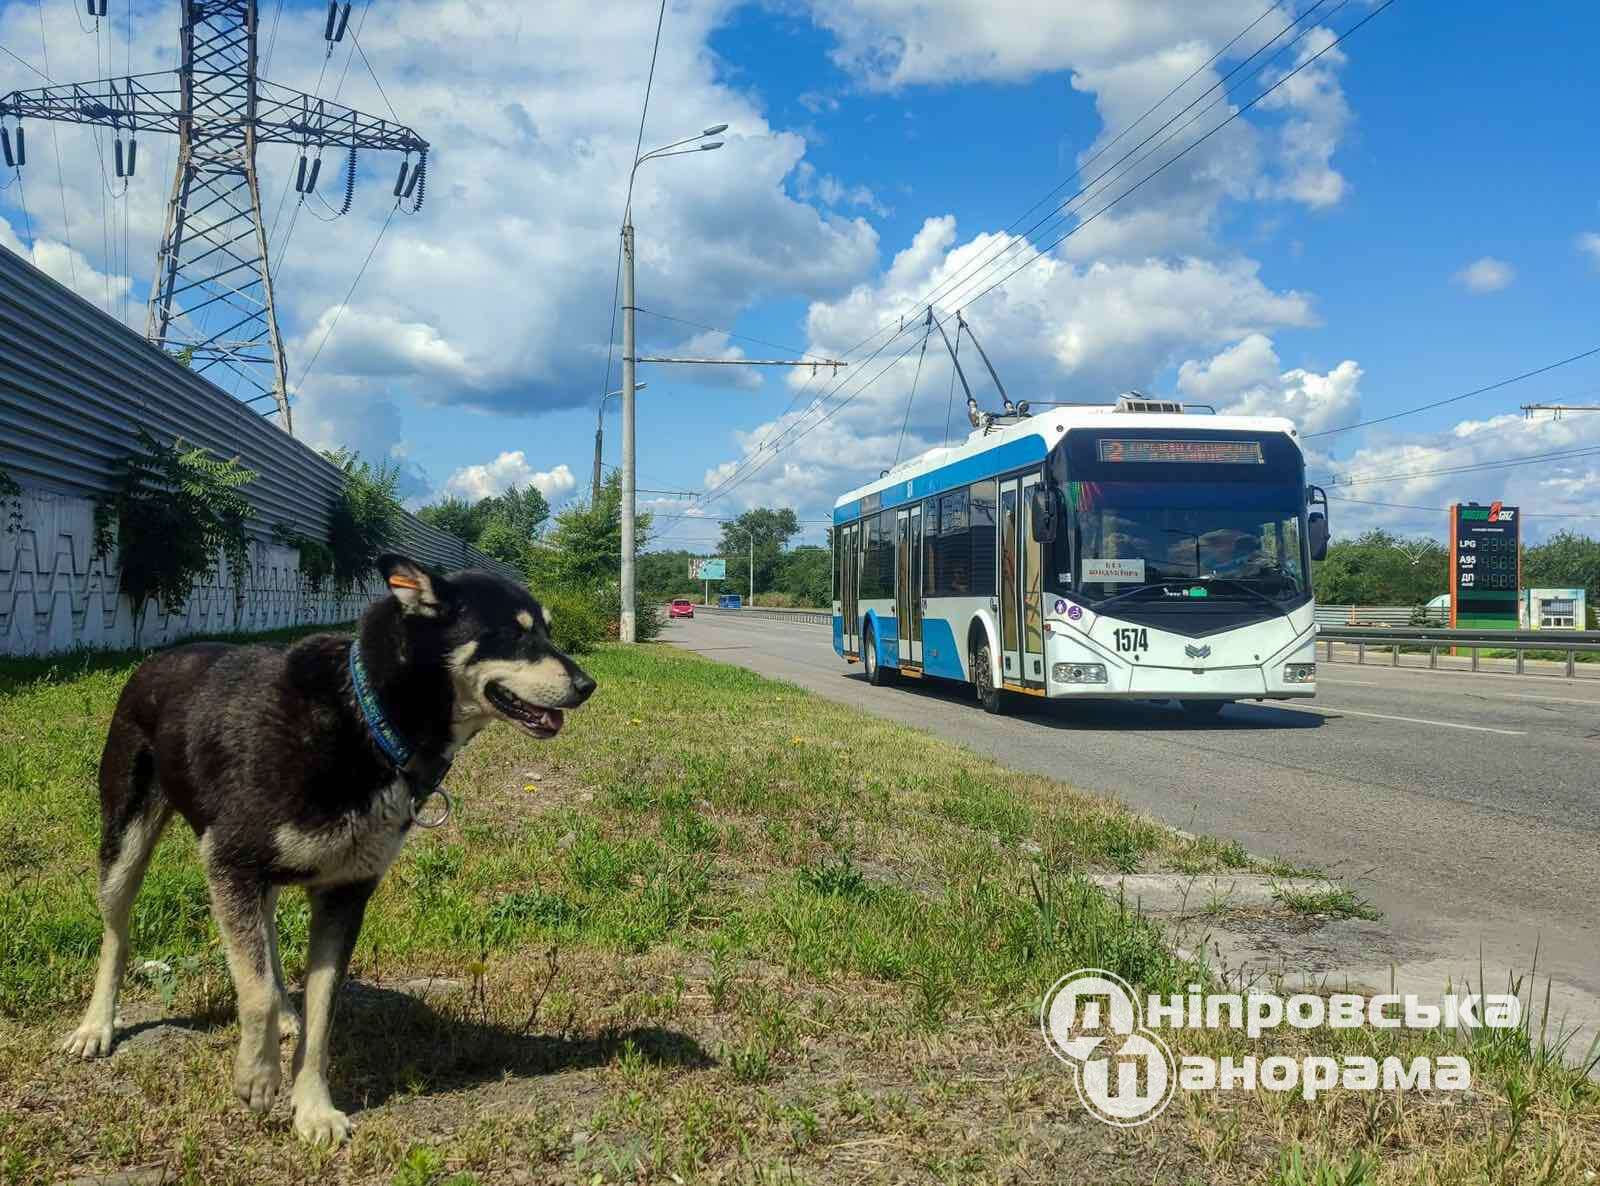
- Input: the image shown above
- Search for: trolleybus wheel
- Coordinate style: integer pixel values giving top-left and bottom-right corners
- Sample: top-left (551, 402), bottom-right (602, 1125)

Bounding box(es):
top-left (863, 624), bottom-right (895, 686)
top-left (972, 640), bottom-right (1006, 715)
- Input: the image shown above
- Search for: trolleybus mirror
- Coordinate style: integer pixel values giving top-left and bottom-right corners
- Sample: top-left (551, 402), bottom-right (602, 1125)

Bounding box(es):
top-left (1305, 484), bottom-right (1329, 561)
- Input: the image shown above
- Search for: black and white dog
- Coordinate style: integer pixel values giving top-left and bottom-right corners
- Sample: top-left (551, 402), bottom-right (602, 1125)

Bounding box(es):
top-left (64, 555), bottom-right (595, 1144)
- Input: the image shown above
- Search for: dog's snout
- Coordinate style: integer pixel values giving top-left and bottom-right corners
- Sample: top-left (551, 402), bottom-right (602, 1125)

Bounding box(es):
top-left (568, 667), bottom-right (597, 704)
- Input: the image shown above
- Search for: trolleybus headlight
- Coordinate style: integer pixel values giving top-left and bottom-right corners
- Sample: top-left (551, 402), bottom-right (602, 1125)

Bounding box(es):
top-left (1283, 662), bottom-right (1316, 683)
top-left (1052, 662), bottom-right (1107, 684)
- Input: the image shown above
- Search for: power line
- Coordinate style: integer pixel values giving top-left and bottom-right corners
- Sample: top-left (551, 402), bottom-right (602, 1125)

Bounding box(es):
top-left (1305, 345), bottom-right (1600, 439)
top-left (695, 1), bottom-right (1392, 511)
top-left (684, 5), bottom-right (1312, 501)
top-left (294, 203), bottom-right (397, 397)
top-left (1329, 494), bottom-right (1600, 521)
top-left (633, 307), bottom-right (827, 362)
top-left (1324, 442), bottom-right (1600, 488)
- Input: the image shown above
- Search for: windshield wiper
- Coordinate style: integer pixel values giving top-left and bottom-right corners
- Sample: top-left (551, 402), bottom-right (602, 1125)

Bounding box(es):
top-left (1089, 580), bottom-right (1196, 612)
top-left (1197, 577), bottom-right (1293, 611)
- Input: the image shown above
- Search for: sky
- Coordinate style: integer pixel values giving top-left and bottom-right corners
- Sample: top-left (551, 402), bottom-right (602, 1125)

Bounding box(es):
top-left (3, 0), bottom-right (1599, 554)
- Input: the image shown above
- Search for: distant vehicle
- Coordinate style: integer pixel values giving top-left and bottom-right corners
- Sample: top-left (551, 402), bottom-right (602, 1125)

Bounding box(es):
top-left (669, 598), bottom-right (695, 619)
top-left (718, 594), bottom-right (742, 609)
top-left (831, 394), bottom-right (1329, 715)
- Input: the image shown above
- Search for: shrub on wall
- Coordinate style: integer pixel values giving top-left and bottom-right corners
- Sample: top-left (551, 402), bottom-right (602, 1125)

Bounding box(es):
top-left (323, 448), bottom-right (402, 595)
top-left (92, 429), bottom-right (257, 625)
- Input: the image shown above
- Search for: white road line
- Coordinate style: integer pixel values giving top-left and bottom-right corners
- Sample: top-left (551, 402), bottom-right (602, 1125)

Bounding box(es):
top-left (1290, 704), bottom-right (1526, 735)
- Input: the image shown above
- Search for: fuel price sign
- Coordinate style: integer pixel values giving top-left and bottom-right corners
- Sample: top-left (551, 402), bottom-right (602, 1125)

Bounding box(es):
top-left (1450, 502), bottom-right (1519, 629)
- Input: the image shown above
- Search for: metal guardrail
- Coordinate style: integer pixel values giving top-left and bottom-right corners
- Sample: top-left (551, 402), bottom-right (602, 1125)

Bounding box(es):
top-left (1318, 627), bottom-right (1600, 677)
top-left (696, 604), bottom-right (833, 626)
top-left (691, 606), bottom-right (1600, 678)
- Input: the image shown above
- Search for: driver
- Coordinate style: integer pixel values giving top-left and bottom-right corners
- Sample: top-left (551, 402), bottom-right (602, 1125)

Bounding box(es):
top-left (1204, 530), bottom-right (1267, 577)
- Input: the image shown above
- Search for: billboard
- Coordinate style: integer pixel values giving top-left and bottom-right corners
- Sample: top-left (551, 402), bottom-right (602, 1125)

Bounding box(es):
top-left (689, 557), bottom-right (726, 580)
top-left (1449, 502), bottom-right (1519, 630)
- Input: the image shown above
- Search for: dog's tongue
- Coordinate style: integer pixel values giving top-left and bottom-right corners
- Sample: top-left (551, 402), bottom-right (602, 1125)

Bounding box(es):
top-left (534, 707), bottom-right (564, 734)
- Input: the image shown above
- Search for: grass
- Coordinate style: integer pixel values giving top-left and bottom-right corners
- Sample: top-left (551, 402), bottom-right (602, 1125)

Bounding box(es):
top-left (0, 629), bottom-right (1596, 1183)
top-left (1271, 881), bottom-right (1383, 923)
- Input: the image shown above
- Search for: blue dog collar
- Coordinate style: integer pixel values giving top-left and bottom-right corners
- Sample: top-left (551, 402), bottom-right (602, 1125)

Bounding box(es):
top-left (349, 642), bottom-right (414, 769)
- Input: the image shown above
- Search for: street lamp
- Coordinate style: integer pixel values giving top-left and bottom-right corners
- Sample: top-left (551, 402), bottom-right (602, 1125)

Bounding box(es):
top-left (619, 124), bottom-right (726, 643)
top-left (593, 382), bottom-right (647, 504)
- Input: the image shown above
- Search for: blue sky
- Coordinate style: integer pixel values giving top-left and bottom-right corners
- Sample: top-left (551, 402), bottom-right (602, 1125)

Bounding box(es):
top-left (3, 0), bottom-right (1599, 549)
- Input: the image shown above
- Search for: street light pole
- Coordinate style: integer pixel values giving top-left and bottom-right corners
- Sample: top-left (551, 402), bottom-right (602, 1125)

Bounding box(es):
top-left (592, 383), bottom-right (647, 504)
top-left (620, 220), bottom-right (639, 643)
top-left (617, 124), bottom-right (727, 643)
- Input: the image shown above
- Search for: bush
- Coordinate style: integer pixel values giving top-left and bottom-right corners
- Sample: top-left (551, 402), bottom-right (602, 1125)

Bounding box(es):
top-left (534, 585), bottom-right (606, 654)
top-left (752, 592), bottom-right (797, 608)
top-left (593, 580), bottom-right (662, 642)
top-left (323, 448), bottom-right (402, 594)
top-left (93, 429), bottom-right (257, 624)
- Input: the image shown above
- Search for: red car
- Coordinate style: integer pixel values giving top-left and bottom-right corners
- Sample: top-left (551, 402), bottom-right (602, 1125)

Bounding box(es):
top-left (668, 598), bottom-right (695, 619)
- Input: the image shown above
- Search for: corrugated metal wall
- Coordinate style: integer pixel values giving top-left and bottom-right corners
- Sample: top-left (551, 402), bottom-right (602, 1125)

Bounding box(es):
top-left (0, 243), bottom-right (519, 580)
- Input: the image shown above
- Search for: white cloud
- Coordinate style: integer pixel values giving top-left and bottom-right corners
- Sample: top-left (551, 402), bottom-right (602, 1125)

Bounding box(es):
top-left (0, 215), bottom-right (135, 321)
top-left (443, 452), bottom-right (576, 502)
top-left (1453, 256), bottom-right (1515, 294)
top-left (687, 214), bottom-right (1321, 524)
top-left (1178, 333), bottom-right (1361, 436)
top-left (0, 0), bottom-right (882, 463)
top-left (1578, 232), bottom-right (1600, 269)
top-left (1324, 411), bottom-right (1600, 540)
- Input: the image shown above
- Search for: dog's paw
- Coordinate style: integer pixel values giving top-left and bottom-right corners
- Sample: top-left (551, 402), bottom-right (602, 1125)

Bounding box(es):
top-left (293, 1100), bottom-right (351, 1146)
top-left (233, 1060), bottom-right (282, 1113)
top-left (62, 1021), bottom-right (115, 1059)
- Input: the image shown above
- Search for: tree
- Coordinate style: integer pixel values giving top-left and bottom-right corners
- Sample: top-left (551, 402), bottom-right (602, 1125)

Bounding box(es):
top-left (776, 545), bottom-right (832, 606)
top-left (546, 470), bottom-right (651, 589)
top-left (417, 495), bottom-right (487, 544)
top-left (1314, 529), bottom-right (1447, 606)
top-left (718, 507), bottom-right (800, 597)
top-left (1524, 531), bottom-right (1600, 616)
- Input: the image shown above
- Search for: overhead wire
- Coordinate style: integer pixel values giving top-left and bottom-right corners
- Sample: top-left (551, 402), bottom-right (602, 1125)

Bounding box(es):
top-left (693, 0), bottom-right (1381, 512)
top-left (293, 202), bottom-right (396, 398)
top-left (1304, 345), bottom-right (1600, 439)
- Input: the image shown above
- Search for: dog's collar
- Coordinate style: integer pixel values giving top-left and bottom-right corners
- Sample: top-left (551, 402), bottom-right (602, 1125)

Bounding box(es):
top-left (349, 641), bottom-right (453, 827)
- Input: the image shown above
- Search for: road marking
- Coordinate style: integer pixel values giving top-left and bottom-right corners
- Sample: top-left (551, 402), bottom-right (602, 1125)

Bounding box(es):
top-left (1292, 704), bottom-right (1525, 735)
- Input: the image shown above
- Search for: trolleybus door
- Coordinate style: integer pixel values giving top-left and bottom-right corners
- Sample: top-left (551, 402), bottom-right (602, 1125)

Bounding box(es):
top-left (1020, 471), bottom-right (1045, 686)
top-left (839, 522), bottom-right (860, 656)
top-left (999, 479), bottom-right (1021, 681)
top-left (896, 505), bottom-right (923, 666)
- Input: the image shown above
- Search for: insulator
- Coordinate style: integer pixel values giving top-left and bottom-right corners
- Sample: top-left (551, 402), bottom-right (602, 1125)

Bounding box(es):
top-left (126, 139), bottom-right (137, 176)
top-left (295, 156), bottom-right (307, 193)
top-left (114, 139), bottom-right (125, 178)
top-left (12, 126), bottom-right (22, 168)
top-left (333, 3), bottom-right (351, 41)
top-left (1, 129), bottom-right (12, 169)
top-left (97, 0), bottom-right (107, 13)
top-left (338, 146), bottom-right (357, 215)
top-left (323, 0), bottom-right (339, 39)
top-left (406, 153), bottom-right (427, 211)
top-left (305, 157), bottom-right (322, 192)
top-left (402, 158), bottom-right (421, 199)
top-left (393, 160), bottom-right (409, 197)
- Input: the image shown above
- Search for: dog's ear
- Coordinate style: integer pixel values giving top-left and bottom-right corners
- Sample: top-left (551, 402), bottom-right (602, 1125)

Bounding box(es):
top-left (378, 554), bottom-right (449, 616)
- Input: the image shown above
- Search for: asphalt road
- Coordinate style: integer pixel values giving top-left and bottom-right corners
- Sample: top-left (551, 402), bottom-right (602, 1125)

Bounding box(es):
top-left (667, 612), bottom-right (1600, 1051)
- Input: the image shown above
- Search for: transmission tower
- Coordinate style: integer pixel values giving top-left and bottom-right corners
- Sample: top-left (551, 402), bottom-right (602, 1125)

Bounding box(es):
top-left (0, 1), bottom-right (429, 433)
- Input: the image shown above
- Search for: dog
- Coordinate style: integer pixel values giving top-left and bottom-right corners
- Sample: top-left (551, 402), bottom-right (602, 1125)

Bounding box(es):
top-left (63, 554), bottom-right (595, 1144)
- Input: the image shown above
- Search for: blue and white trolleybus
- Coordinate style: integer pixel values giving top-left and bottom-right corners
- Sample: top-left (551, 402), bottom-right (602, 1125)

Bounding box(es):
top-left (831, 394), bottom-right (1329, 715)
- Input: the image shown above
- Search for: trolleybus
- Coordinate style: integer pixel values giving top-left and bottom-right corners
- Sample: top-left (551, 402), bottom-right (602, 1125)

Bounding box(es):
top-left (831, 394), bottom-right (1329, 714)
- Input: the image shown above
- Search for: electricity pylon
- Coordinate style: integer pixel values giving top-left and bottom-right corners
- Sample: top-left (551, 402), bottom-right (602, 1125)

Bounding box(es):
top-left (0, 1), bottom-right (429, 433)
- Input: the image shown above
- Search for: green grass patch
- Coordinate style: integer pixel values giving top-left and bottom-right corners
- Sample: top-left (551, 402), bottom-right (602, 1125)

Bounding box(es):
top-left (0, 632), bottom-right (1595, 1183)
